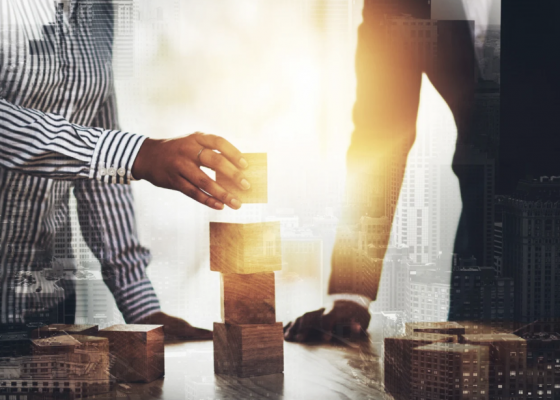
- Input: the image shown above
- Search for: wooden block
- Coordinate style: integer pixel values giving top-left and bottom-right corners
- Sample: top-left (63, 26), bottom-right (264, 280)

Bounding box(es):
top-left (221, 272), bottom-right (276, 324)
top-left (213, 322), bottom-right (283, 377)
top-left (210, 222), bottom-right (282, 274)
top-left (216, 153), bottom-right (267, 203)
top-left (32, 324), bottom-right (98, 338)
top-left (98, 324), bottom-right (164, 383)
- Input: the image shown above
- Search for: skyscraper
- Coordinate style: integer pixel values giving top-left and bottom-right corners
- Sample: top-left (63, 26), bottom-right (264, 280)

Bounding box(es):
top-left (501, 177), bottom-right (560, 324)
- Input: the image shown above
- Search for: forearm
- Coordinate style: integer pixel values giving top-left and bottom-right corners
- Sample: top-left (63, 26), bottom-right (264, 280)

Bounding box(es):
top-left (0, 98), bottom-right (145, 183)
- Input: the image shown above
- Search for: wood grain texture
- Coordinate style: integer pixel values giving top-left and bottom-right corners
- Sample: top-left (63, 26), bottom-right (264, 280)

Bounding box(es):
top-left (216, 153), bottom-right (267, 204)
top-left (210, 222), bottom-right (282, 274)
top-left (221, 272), bottom-right (276, 324)
top-left (90, 333), bottom-right (384, 400)
top-left (32, 324), bottom-right (99, 338)
top-left (98, 325), bottom-right (164, 383)
top-left (214, 322), bottom-right (283, 378)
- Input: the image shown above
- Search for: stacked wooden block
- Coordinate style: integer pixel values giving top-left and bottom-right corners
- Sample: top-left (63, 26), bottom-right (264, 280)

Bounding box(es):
top-left (212, 153), bottom-right (284, 377)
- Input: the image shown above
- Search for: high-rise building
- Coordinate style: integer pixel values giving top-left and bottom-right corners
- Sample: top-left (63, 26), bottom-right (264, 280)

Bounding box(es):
top-left (413, 342), bottom-right (490, 400)
top-left (368, 246), bottom-right (409, 313)
top-left (384, 332), bottom-right (456, 400)
top-left (406, 265), bottom-right (451, 323)
top-left (448, 267), bottom-right (495, 322)
top-left (358, 216), bottom-right (391, 249)
top-left (406, 263), bottom-right (514, 328)
top-left (514, 323), bottom-right (560, 399)
top-left (113, 0), bottom-right (137, 79)
top-left (462, 334), bottom-right (527, 399)
top-left (0, 334), bottom-right (113, 398)
top-left (501, 177), bottom-right (560, 324)
top-left (72, 271), bottom-right (119, 328)
top-left (493, 221), bottom-right (503, 274)
top-left (385, 323), bottom-right (532, 400)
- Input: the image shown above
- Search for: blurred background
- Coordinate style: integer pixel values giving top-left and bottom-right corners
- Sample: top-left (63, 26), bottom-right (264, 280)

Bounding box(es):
top-left (70, 0), bottom-right (501, 331)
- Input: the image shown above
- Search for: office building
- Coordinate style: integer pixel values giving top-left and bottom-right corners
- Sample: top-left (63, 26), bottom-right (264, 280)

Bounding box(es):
top-left (413, 342), bottom-right (490, 400)
top-left (0, 334), bottom-right (113, 398)
top-left (385, 332), bottom-right (456, 400)
top-left (501, 177), bottom-right (560, 324)
top-left (462, 334), bottom-right (527, 399)
top-left (386, 323), bottom-right (531, 400)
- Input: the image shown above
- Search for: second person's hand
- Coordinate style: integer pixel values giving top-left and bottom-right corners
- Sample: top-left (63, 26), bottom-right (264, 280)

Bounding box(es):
top-left (132, 132), bottom-right (250, 210)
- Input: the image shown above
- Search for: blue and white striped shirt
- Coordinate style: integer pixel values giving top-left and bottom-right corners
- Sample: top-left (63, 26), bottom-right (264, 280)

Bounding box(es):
top-left (0, 0), bottom-right (161, 324)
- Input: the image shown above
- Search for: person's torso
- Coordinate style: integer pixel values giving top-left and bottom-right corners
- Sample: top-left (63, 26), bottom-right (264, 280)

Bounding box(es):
top-left (0, 0), bottom-right (115, 270)
top-left (0, 0), bottom-right (114, 121)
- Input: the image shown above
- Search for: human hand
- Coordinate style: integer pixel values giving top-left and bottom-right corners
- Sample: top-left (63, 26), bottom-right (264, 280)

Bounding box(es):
top-left (132, 132), bottom-right (250, 210)
top-left (136, 311), bottom-right (213, 342)
top-left (283, 300), bottom-right (371, 343)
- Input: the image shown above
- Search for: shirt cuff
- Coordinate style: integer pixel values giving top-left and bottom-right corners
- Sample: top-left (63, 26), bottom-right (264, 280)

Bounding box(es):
top-left (89, 130), bottom-right (147, 184)
top-left (110, 277), bottom-right (162, 323)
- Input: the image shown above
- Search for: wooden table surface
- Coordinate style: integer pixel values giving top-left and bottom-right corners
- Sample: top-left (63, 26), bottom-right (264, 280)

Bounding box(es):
top-left (108, 335), bottom-right (388, 400)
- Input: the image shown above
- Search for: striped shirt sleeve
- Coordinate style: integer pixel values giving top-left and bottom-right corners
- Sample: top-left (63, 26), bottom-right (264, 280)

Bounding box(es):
top-left (0, 98), bottom-right (146, 184)
top-left (73, 179), bottom-right (162, 323)
top-left (72, 90), bottom-right (162, 323)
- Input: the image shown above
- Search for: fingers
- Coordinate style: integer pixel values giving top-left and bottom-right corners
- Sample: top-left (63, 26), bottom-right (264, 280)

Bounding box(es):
top-left (198, 148), bottom-right (250, 191)
top-left (176, 178), bottom-right (225, 210)
top-left (194, 132), bottom-right (248, 170)
top-left (283, 318), bottom-right (301, 341)
top-left (184, 168), bottom-right (241, 210)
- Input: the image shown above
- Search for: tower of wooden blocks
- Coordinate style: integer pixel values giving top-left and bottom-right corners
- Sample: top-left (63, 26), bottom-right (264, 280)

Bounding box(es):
top-left (212, 153), bottom-right (284, 377)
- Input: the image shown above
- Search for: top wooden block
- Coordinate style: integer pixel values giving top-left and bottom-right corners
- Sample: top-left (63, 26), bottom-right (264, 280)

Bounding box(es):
top-left (216, 153), bottom-right (267, 204)
top-left (210, 222), bottom-right (282, 274)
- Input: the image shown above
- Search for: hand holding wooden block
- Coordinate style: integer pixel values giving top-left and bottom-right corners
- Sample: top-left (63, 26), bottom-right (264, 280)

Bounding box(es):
top-left (214, 322), bottom-right (283, 378)
top-left (98, 324), bottom-right (164, 383)
top-left (210, 222), bottom-right (282, 274)
top-left (221, 272), bottom-right (276, 324)
top-left (216, 153), bottom-right (267, 204)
